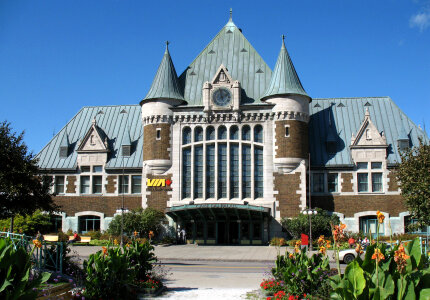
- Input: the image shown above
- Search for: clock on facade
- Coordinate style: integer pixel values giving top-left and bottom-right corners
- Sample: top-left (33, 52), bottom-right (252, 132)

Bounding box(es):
top-left (212, 87), bottom-right (232, 106)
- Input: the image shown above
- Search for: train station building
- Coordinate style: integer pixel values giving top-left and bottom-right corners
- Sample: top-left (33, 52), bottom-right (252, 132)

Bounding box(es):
top-left (36, 15), bottom-right (428, 244)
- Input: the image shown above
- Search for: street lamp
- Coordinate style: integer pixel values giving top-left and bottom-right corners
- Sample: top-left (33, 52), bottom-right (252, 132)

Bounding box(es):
top-left (302, 209), bottom-right (318, 251)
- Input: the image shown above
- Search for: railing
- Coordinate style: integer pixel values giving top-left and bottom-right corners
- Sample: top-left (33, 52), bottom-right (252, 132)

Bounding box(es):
top-left (0, 231), bottom-right (64, 274)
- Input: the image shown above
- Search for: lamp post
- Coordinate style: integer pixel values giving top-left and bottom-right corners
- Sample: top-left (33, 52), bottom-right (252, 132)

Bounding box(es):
top-left (120, 108), bottom-right (128, 247)
top-left (302, 208), bottom-right (318, 251)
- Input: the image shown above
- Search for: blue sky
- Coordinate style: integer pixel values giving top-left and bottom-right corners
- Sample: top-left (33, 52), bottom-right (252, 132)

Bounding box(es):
top-left (1, 0), bottom-right (429, 153)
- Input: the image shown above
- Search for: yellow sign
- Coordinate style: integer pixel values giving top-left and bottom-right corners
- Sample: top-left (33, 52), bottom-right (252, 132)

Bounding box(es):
top-left (146, 179), bottom-right (172, 187)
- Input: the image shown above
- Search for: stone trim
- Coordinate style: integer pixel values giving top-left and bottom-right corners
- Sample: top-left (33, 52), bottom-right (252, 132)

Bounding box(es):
top-left (66, 176), bottom-right (77, 193)
top-left (341, 173), bottom-right (353, 192)
top-left (105, 175), bottom-right (117, 194)
top-left (387, 170), bottom-right (399, 192)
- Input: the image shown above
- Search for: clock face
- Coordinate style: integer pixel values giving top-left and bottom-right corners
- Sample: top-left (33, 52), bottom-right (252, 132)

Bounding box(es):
top-left (212, 88), bottom-right (232, 106)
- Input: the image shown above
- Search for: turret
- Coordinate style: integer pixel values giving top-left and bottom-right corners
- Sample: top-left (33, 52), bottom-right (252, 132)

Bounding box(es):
top-left (140, 42), bottom-right (186, 174)
top-left (261, 36), bottom-right (311, 172)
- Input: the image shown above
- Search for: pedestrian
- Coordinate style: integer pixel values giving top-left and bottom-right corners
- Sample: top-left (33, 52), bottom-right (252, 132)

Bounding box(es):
top-left (348, 237), bottom-right (355, 248)
top-left (67, 231), bottom-right (80, 244)
top-left (36, 231), bottom-right (44, 241)
top-left (181, 228), bottom-right (186, 244)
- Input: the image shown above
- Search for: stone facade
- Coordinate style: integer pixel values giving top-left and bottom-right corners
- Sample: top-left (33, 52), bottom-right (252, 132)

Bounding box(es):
top-left (341, 173), bottom-right (353, 192)
top-left (388, 170), bottom-right (399, 192)
top-left (275, 120), bottom-right (308, 159)
top-left (143, 123), bottom-right (171, 161)
top-left (274, 172), bottom-right (302, 218)
top-left (145, 174), bottom-right (172, 212)
top-left (66, 176), bottom-right (77, 193)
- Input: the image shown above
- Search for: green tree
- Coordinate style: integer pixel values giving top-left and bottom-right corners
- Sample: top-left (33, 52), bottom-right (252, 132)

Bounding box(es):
top-left (0, 121), bottom-right (57, 230)
top-left (397, 139), bottom-right (430, 227)
top-left (108, 208), bottom-right (166, 238)
top-left (281, 208), bottom-right (339, 239)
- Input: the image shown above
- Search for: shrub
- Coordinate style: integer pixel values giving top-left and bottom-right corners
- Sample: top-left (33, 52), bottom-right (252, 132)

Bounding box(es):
top-left (270, 237), bottom-right (286, 246)
top-left (281, 208), bottom-right (339, 239)
top-left (124, 240), bottom-right (157, 280)
top-left (0, 238), bottom-right (50, 299)
top-left (0, 210), bottom-right (52, 236)
top-left (108, 208), bottom-right (166, 238)
top-left (84, 230), bottom-right (101, 240)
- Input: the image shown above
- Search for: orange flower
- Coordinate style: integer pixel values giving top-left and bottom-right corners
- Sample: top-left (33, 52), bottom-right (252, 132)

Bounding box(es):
top-left (319, 246), bottom-right (326, 255)
top-left (126, 243), bottom-right (130, 247)
top-left (355, 243), bottom-right (363, 254)
top-left (32, 239), bottom-right (42, 248)
top-left (149, 231), bottom-right (154, 239)
top-left (394, 243), bottom-right (410, 273)
top-left (376, 211), bottom-right (385, 224)
top-left (325, 240), bottom-right (331, 248)
top-left (114, 239), bottom-right (119, 245)
top-left (332, 223), bottom-right (347, 243)
top-left (102, 246), bottom-right (108, 256)
top-left (288, 253), bottom-right (294, 259)
top-left (133, 231), bottom-right (138, 237)
top-left (317, 235), bottom-right (325, 246)
top-left (371, 248), bottom-right (385, 261)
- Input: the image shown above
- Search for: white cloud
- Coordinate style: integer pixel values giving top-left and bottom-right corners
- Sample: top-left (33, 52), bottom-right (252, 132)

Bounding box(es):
top-left (410, 11), bottom-right (430, 32)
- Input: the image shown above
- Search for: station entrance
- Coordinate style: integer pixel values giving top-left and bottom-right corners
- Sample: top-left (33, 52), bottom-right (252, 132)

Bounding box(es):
top-left (166, 204), bottom-right (271, 245)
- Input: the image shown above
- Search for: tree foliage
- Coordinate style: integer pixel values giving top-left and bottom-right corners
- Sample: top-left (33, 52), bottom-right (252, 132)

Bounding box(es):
top-left (281, 208), bottom-right (339, 239)
top-left (0, 210), bottom-right (53, 235)
top-left (0, 121), bottom-right (57, 219)
top-left (108, 208), bottom-right (166, 238)
top-left (397, 139), bottom-right (430, 226)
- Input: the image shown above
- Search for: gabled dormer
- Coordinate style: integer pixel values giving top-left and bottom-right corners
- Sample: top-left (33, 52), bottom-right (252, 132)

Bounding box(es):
top-left (59, 130), bottom-right (70, 158)
top-left (350, 108), bottom-right (388, 163)
top-left (77, 118), bottom-right (109, 167)
top-left (203, 64), bottom-right (241, 112)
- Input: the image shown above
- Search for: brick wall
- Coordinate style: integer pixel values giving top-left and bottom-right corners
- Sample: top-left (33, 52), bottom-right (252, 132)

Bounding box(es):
top-left (105, 175), bottom-right (116, 193)
top-left (388, 170), bottom-right (399, 192)
top-left (341, 173), bottom-right (353, 192)
top-left (274, 120), bottom-right (308, 159)
top-left (53, 196), bottom-right (142, 217)
top-left (143, 123), bottom-right (170, 161)
top-left (146, 174), bottom-right (172, 212)
top-left (66, 176), bottom-right (77, 193)
top-left (274, 172), bottom-right (302, 218)
top-left (312, 195), bottom-right (406, 218)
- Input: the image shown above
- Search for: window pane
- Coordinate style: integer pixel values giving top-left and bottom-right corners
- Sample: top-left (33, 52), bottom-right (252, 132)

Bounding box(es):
top-left (206, 144), bottom-right (215, 198)
top-left (242, 125), bottom-right (251, 140)
top-left (182, 148), bottom-right (191, 198)
top-left (218, 126), bottom-right (227, 139)
top-left (206, 126), bottom-right (215, 140)
top-left (195, 127), bottom-right (203, 142)
top-left (254, 125), bottom-right (263, 143)
top-left (207, 222), bottom-right (216, 239)
top-left (92, 176), bottom-right (102, 194)
top-left (230, 144), bottom-right (240, 198)
top-left (131, 175), bottom-right (142, 194)
top-left (312, 173), bottom-right (324, 193)
top-left (80, 176), bottom-right (90, 194)
top-left (81, 166), bottom-right (90, 172)
top-left (358, 173), bottom-right (368, 192)
top-left (327, 173), bottom-right (338, 192)
top-left (218, 144), bottom-right (227, 198)
top-left (93, 165), bottom-right (103, 173)
top-left (357, 162), bottom-right (368, 170)
top-left (118, 175), bottom-right (129, 193)
top-left (254, 147), bottom-right (264, 198)
top-left (371, 162), bottom-right (382, 169)
top-left (194, 146), bottom-right (203, 198)
top-left (55, 176), bottom-right (65, 194)
top-left (372, 173), bottom-right (382, 192)
top-left (242, 145), bottom-right (251, 198)
top-left (183, 127), bottom-right (191, 145)
top-left (230, 126), bottom-right (239, 140)
top-left (253, 223), bottom-right (261, 239)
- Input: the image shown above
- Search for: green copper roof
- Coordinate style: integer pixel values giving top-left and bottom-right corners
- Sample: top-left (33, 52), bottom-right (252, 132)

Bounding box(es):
top-left (179, 17), bottom-right (272, 106)
top-left (261, 37), bottom-right (309, 100)
top-left (141, 43), bottom-right (185, 104)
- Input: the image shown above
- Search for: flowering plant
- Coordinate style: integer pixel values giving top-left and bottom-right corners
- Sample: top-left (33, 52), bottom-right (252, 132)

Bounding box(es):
top-left (135, 275), bottom-right (162, 290)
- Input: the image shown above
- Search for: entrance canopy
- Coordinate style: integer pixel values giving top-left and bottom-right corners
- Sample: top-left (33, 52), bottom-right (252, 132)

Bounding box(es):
top-left (165, 204), bottom-right (271, 222)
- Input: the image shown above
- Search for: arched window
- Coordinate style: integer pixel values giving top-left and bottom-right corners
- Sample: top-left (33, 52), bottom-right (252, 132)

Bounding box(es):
top-left (242, 125), bottom-right (251, 140)
top-left (218, 126), bottom-right (227, 139)
top-left (206, 126), bottom-right (215, 140)
top-left (230, 126), bottom-right (239, 140)
top-left (195, 126), bottom-right (203, 142)
top-left (183, 127), bottom-right (191, 145)
top-left (78, 215), bottom-right (100, 234)
top-left (254, 125), bottom-right (263, 143)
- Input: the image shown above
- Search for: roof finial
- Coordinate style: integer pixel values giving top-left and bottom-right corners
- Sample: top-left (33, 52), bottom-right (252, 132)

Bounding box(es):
top-left (229, 8), bottom-right (232, 21)
top-left (281, 34), bottom-right (286, 48)
top-left (165, 40), bottom-right (169, 50)
top-left (365, 107), bottom-right (370, 117)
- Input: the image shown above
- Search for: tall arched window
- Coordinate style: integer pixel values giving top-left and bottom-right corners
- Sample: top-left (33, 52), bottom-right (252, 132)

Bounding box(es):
top-left (206, 126), bottom-right (215, 140)
top-left (183, 127), bottom-right (191, 145)
top-left (242, 125), bottom-right (251, 140)
top-left (195, 127), bottom-right (203, 142)
top-left (230, 126), bottom-right (239, 140)
top-left (218, 126), bottom-right (227, 139)
top-left (254, 125), bottom-right (263, 143)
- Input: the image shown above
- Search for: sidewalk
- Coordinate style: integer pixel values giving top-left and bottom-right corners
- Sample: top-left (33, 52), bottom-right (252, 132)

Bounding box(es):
top-left (69, 244), bottom-right (338, 263)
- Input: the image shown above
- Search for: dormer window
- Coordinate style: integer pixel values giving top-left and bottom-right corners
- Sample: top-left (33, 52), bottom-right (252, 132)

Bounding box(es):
top-left (59, 146), bottom-right (68, 158)
top-left (122, 145), bottom-right (131, 157)
top-left (398, 139), bottom-right (409, 152)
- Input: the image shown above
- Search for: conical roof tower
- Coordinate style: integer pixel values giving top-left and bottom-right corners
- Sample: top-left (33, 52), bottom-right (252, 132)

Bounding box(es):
top-left (261, 36), bottom-right (310, 101)
top-left (140, 42), bottom-right (186, 105)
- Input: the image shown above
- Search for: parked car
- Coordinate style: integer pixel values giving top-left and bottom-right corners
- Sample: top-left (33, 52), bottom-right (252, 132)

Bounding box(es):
top-left (339, 242), bottom-right (393, 264)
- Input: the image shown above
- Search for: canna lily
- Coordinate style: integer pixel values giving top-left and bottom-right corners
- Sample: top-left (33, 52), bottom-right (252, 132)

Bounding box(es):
top-left (149, 231), bottom-right (154, 239)
top-left (394, 243), bottom-right (410, 273)
top-left (102, 246), bottom-right (108, 256)
top-left (376, 211), bottom-right (385, 223)
top-left (355, 243), bottom-right (363, 254)
top-left (113, 239), bottom-right (119, 245)
top-left (317, 235), bottom-right (325, 246)
top-left (319, 245), bottom-right (326, 255)
top-left (32, 239), bottom-right (42, 248)
top-left (371, 248), bottom-right (385, 261)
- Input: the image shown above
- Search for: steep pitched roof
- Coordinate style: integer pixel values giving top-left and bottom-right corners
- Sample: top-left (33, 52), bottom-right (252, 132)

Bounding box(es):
top-left (309, 97), bottom-right (429, 167)
top-left (178, 17), bottom-right (272, 106)
top-left (36, 105), bottom-right (143, 170)
top-left (261, 37), bottom-right (309, 100)
top-left (141, 43), bottom-right (185, 104)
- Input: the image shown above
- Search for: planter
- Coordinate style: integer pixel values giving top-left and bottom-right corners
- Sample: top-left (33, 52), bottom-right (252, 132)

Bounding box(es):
top-left (137, 286), bottom-right (165, 299)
